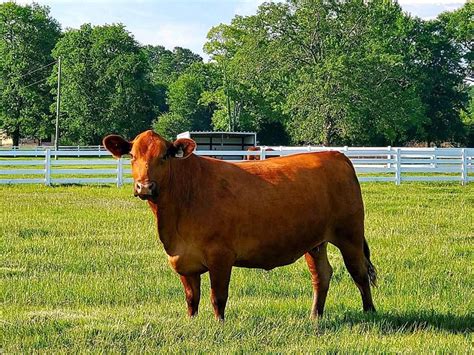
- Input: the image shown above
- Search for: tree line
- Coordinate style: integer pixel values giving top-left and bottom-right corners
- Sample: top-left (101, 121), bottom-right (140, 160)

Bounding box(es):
top-left (0, 0), bottom-right (472, 147)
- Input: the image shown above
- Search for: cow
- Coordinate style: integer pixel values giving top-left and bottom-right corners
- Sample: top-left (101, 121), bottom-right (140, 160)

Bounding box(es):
top-left (246, 146), bottom-right (276, 160)
top-left (103, 130), bottom-right (376, 321)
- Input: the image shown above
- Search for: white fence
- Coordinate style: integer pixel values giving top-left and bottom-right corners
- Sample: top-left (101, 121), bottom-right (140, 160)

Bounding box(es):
top-left (0, 146), bottom-right (473, 186)
top-left (0, 145), bottom-right (108, 157)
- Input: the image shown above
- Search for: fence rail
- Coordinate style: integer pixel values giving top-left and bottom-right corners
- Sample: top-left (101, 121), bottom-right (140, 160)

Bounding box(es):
top-left (0, 146), bottom-right (473, 186)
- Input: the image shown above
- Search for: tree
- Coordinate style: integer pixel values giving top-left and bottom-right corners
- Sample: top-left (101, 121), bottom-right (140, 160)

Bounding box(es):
top-left (411, 14), bottom-right (469, 145)
top-left (49, 24), bottom-right (156, 144)
top-left (0, 2), bottom-right (60, 146)
top-left (438, 2), bottom-right (473, 84)
top-left (205, 18), bottom-right (290, 139)
top-left (142, 45), bottom-right (203, 119)
top-left (205, 0), bottom-right (427, 146)
top-left (153, 62), bottom-right (219, 139)
top-left (152, 112), bottom-right (191, 141)
top-left (143, 45), bottom-right (202, 88)
top-left (461, 86), bottom-right (474, 146)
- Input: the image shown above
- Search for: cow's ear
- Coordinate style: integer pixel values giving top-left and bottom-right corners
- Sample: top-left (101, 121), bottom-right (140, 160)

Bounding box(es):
top-left (103, 135), bottom-right (131, 158)
top-left (168, 138), bottom-right (196, 159)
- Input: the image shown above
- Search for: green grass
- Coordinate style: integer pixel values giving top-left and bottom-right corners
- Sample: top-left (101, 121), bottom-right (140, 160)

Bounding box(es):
top-left (1, 183), bottom-right (473, 352)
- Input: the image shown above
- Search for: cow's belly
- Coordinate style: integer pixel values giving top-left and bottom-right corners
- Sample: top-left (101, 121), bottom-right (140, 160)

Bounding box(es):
top-left (234, 251), bottom-right (304, 270)
top-left (233, 228), bottom-right (326, 270)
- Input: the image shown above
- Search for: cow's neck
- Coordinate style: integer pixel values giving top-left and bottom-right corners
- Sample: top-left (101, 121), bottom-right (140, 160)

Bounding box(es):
top-left (149, 155), bottom-right (203, 255)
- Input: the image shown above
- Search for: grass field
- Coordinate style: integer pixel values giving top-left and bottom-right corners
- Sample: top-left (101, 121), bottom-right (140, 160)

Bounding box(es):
top-left (1, 183), bottom-right (473, 352)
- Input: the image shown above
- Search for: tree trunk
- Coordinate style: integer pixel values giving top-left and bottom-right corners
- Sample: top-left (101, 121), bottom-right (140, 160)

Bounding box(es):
top-left (12, 128), bottom-right (20, 147)
top-left (323, 115), bottom-right (335, 146)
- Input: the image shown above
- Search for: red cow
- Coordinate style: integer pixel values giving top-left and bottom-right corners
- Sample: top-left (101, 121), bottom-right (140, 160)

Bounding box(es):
top-left (103, 130), bottom-right (376, 320)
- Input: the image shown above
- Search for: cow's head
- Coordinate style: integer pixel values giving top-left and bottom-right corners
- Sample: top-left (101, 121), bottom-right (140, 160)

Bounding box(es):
top-left (103, 130), bottom-right (196, 200)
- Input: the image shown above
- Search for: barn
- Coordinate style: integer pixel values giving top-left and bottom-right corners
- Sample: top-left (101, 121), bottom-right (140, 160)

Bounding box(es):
top-left (176, 131), bottom-right (257, 160)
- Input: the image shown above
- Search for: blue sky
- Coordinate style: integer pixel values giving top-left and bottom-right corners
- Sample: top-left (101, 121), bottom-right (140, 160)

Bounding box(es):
top-left (3, 0), bottom-right (466, 59)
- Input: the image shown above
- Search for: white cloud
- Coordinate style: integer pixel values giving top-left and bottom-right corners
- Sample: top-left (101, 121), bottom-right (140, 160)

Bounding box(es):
top-left (1, 0), bottom-right (148, 3)
top-left (234, 0), bottom-right (266, 16)
top-left (234, 0), bottom-right (284, 16)
top-left (132, 22), bottom-right (209, 57)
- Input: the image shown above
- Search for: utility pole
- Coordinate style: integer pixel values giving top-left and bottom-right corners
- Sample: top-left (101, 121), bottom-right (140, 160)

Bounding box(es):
top-left (222, 66), bottom-right (232, 131)
top-left (54, 56), bottom-right (61, 157)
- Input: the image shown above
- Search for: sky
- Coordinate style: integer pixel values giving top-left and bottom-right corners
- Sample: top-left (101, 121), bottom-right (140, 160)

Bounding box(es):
top-left (2, 0), bottom-right (467, 59)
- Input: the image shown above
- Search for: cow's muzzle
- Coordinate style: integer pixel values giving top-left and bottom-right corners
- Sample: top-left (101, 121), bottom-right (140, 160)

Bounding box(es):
top-left (134, 181), bottom-right (157, 200)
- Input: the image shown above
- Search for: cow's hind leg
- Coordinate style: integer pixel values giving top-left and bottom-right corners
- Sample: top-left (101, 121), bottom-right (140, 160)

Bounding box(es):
top-left (336, 237), bottom-right (376, 312)
top-left (180, 274), bottom-right (201, 317)
top-left (305, 242), bottom-right (333, 318)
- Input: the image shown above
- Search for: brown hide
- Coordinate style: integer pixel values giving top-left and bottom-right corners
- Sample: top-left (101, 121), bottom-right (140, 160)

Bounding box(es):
top-left (162, 152), bottom-right (361, 271)
top-left (103, 130), bottom-right (376, 320)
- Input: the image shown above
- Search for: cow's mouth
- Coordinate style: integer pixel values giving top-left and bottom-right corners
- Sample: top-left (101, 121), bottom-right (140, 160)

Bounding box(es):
top-left (134, 192), bottom-right (156, 201)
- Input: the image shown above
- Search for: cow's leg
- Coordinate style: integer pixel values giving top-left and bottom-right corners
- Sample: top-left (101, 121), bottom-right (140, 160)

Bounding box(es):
top-left (337, 238), bottom-right (376, 312)
top-left (305, 242), bottom-right (333, 318)
top-left (180, 274), bottom-right (201, 317)
top-left (208, 256), bottom-right (233, 321)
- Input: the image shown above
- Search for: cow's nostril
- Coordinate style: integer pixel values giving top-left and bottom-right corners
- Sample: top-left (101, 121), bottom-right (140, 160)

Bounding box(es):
top-left (134, 181), bottom-right (156, 196)
top-left (135, 182), bottom-right (142, 193)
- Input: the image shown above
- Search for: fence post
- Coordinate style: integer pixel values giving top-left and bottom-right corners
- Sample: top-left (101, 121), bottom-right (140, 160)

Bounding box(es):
top-left (461, 148), bottom-right (467, 186)
top-left (395, 148), bottom-right (401, 185)
top-left (260, 147), bottom-right (266, 160)
top-left (387, 146), bottom-right (392, 168)
top-left (45, 149), bottom-right (51, 186)
top-left (117, 157), bottom-right (123, 187)
top-left (431, 147), bottom-right (437, 168)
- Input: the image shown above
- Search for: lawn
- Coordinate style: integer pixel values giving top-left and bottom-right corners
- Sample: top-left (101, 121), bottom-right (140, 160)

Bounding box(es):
top-left (1, 183), bottom-right (473, 352)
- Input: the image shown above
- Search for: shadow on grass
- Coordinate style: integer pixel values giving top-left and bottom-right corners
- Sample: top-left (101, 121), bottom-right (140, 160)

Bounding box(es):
top-left (50, 183), bottom-right (112, 188)
top-left (18, 228), bottom-right (50, 239)
top-left (322, 309), bottom-right (474, 334)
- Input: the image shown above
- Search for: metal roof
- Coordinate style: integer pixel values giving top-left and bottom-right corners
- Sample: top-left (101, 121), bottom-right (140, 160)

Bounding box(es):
top-left (181, 131), bottom-right (256, 135)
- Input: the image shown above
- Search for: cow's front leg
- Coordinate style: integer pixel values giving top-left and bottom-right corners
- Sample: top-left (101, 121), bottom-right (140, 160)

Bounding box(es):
top-left (180, 274), bottom-right (201, 317)
top-left (208, 254), bottom-right (234, 321)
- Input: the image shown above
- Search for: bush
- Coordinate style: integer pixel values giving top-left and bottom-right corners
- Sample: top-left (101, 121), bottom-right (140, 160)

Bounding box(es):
top-left (152, 112), bottom-right (191, 141)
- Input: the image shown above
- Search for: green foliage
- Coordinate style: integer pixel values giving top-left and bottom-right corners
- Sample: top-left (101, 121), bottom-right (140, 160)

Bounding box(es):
top-left (1, 183), bottom-right (473, 351)
top-left (159, 62), bottom-right (220, 134)
top-left (144, 47), bottom-right (217, 137)
top-left (205, 0), bottom-right (471, 146)
top-left (206, 1), bottom-right (429, 145)
top-left (461, 86), bottom-right (474, 146)
top-left (49, 24), bottom-right (156, 144)
top-left (144, 45), bottom-right (202, 86)
top-left (438, 2), bottom-right (473, 83)
top-left (411, 15), bottom-right (468, 145)
top-left (205, 19), bottom-right (288, 136)
top-left (152, 112), bottom-right (191, 141)
top-left (168, 64), bottom-right (206, 123)
top-left (0, 2), bottom-right (60, 145)
top-left (143, 45), bottom-right (203, 116)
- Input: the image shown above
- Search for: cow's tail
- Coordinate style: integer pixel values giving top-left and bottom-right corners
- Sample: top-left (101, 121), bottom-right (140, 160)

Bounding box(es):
top-left (364, 239), bottom-right (377, 287)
